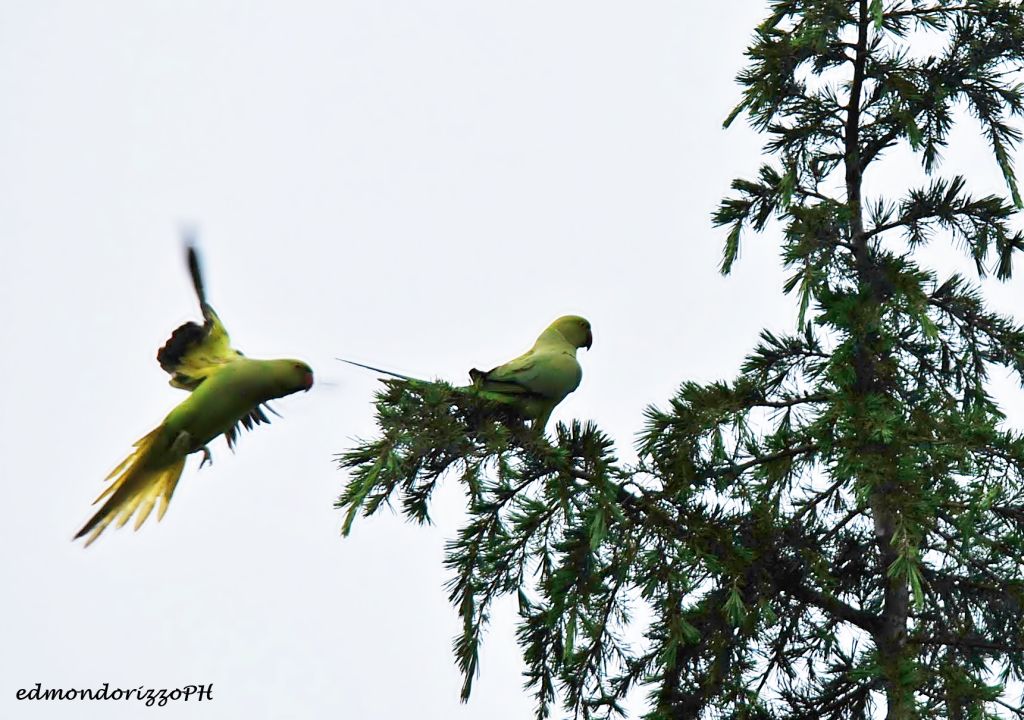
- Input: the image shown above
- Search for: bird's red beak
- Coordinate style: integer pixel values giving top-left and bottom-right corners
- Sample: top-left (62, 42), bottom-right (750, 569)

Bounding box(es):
top-left (302, 371), bottom-right (314, 391)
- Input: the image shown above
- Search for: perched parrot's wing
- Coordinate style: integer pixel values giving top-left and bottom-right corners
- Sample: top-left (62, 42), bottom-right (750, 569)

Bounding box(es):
top-left (157, 246), bottom-right (243, 389)
top-left (470, 350), bottom-right (543, 395)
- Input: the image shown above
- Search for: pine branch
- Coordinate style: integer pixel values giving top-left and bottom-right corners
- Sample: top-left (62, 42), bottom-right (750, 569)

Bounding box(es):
top-left (909, 633), bottom-right (1024, 654)
top-left (710, 443), bottom-right (820, 480)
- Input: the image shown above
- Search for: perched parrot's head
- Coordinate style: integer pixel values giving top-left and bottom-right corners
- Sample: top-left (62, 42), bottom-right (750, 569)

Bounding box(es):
top-left (271, 359), bottom-right (315, 396)
top-left (550, 315), bottom-right (593, 350)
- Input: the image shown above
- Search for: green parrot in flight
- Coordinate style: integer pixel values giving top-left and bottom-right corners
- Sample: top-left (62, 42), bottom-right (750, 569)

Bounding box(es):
top-left (75, 245), bottom-right (314, 547)
top-left (343, 315), bottom-right (592, 430)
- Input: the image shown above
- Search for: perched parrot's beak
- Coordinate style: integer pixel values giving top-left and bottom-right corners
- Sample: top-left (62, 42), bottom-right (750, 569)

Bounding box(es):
top-left (584, 329), bottom-right (593, 350)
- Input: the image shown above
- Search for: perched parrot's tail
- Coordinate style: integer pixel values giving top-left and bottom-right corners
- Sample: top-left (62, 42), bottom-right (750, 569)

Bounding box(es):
top-left (341, 357), bottom-right (529, 409)
top-left (75, 427), bottom-right (187, 547)
top-left (337, 358), bottom-right (425, 383)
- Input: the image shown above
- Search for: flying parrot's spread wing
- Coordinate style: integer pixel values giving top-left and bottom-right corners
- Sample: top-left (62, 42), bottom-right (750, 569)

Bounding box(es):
top-left (157, 246), bottom-right (243, 390)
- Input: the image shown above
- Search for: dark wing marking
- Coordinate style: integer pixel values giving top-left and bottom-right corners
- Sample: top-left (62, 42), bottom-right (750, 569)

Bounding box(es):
top-left (470, 363), bottom-right (542, 397)
top-left (156, 245), bottom-right (242, 390)
top-left (224, 403), bottom-right (280, 451)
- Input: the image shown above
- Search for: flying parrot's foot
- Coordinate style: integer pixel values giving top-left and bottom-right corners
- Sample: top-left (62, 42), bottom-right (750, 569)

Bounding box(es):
top-left (199, 446), bottom-right (213, 468)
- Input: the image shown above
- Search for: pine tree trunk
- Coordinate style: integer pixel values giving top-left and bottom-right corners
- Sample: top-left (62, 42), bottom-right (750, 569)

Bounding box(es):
top-left (872, 493), bottom-right (912, 719)
top-left (847, 2), bottom-right (911, 717)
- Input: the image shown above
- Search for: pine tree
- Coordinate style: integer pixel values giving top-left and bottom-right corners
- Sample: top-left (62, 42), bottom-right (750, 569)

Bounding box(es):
top-left (337, 2), bottom-right (1024, 718)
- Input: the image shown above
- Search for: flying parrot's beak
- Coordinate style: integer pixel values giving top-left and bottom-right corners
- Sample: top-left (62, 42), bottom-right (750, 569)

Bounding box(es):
top-left (302, 370), bottom-right (314, 391)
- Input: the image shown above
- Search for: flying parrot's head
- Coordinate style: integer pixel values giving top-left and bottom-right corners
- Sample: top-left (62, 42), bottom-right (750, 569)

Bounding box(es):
top-left (268, 359), bottom-right (315, 397)
top-left (549, 315), bottom-right (593, 350)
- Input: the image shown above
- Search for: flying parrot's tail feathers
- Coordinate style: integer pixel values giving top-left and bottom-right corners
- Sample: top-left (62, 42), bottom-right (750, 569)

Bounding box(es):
top-left (75, 427), bottom-right (187, 547)
top-left (337, 358), bottom-right (425, 383)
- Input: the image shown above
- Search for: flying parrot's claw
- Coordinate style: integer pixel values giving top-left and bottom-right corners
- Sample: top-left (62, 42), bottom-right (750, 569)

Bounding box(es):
top-left (199, 446), bottom-right (213, 469)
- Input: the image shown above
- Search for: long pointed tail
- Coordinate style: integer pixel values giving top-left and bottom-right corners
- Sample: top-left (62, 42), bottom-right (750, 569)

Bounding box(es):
top-left (339, 358), bottom-right (525, 407)
top-left (75, 427), bottom-right (187, 547)
top-left (336, 358), bottom-right (424, 383)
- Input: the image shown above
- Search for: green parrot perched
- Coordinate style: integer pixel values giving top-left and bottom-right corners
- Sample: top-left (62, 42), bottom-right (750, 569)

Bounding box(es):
top-left (75, 245), bottom-right (314, 547)
top-left (343, 315), bottom-right (592, 430)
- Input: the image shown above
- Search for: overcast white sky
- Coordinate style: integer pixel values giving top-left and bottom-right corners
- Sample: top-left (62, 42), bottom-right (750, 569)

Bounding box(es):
top-left (1, 2), bottom-right (1021, 719)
